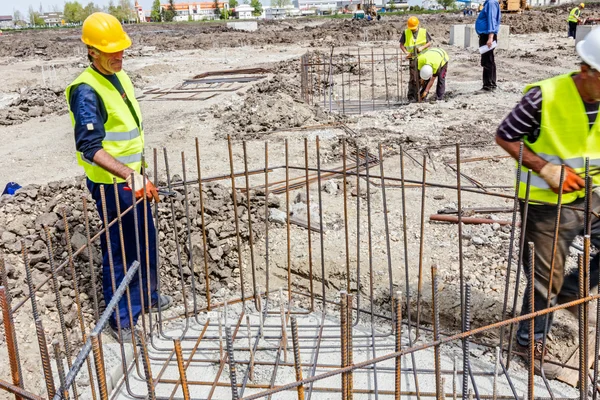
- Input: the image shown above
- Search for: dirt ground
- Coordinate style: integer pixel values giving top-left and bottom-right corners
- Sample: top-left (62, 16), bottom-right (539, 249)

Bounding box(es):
top-left (0, 7), bottom-right (596, 398)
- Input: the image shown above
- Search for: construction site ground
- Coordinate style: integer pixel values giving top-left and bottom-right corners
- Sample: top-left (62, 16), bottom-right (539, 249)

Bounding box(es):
top-left (0, 6), bottom-right (597, 398)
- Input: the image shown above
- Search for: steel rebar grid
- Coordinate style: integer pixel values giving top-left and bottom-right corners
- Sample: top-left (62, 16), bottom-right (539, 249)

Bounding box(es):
top-left (3, 139), bottom-right (599, 400)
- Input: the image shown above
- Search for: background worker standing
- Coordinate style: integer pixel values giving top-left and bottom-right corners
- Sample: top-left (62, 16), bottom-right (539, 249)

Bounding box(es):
top-left (65, 12), bottom-right (172, 342)
top-left (475, 0), bottom-right (501, 92)
top-left (568, 3), bottom-right (584, 39)
top-left (418, 48), bottom-right (449, 101)
top-left (495, 28), bottom-right (600, 379)
top-left (400, 16), bottom-right (432, 102)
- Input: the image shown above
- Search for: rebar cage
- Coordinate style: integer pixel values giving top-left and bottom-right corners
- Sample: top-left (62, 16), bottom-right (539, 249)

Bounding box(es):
top-left (300, 48), bottom-right (412, 115)
top-left (0, 137), bottom-right (598, 400)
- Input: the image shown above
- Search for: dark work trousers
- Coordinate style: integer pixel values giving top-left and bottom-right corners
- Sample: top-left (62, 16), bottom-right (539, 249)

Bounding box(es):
top-left (87, 180), bottom-right (159, 330)
top-left (516, 196), bottom-right (600, 346)
top-left (568, 21), bottom-right (578, 38)
top-left (420, 63), bottom-right (448, 100)
top-left (478, 33), bottom-right (497, 90)
top-left (408, 57), bottom-right (419, 101)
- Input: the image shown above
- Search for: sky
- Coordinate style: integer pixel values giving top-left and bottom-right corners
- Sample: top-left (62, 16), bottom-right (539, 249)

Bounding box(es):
top-left (0, 0), bottom-right (155, 18)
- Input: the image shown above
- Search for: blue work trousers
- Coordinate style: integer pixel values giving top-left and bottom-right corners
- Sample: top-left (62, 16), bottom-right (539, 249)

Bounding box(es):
top-left (87, 180), bottom-right (159, 330)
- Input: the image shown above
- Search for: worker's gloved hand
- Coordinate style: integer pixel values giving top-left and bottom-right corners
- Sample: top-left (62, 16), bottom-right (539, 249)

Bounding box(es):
top-left (538, 163), bottom-right (585, 194)
top-left (421, 90), bottom-right (429, 100)
top-left (126, 173), bottom-right (160, 203)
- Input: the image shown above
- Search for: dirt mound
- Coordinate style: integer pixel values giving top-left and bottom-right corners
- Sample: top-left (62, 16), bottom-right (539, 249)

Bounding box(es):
top-left (216, 60), bottom-right (336, 140)
top-left (0, 87), bottom-right (67, 126)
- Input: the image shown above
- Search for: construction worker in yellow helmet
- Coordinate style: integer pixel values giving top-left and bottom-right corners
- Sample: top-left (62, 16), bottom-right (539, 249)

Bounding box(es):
top-left (65, 12), bottom-right (171, 343)
top-left (567, 2), bottom-right (585, 39)
top-left (399, 16), bottom-right (432, 102)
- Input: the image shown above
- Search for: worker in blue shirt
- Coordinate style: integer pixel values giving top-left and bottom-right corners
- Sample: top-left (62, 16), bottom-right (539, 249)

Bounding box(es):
top-left (475, 0), bottom-right (501, 91)
top-left (66, 13), bottom-right (172, 342)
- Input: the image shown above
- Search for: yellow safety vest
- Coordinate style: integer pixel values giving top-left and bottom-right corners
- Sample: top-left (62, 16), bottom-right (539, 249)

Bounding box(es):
top-left (417, 48), bottom-right (449, 75)
top-left (568, 7), bottom-right (580, 22)
top-left (519, 73), bottom-right (600, 205)
top-left (404, 28), bottom-right (428, 53)
top-left (66, 67), bottom-right (144, 184)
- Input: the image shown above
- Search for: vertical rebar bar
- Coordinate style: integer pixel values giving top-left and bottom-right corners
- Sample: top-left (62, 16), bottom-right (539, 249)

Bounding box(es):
top-left (378, 144), bottom-right (395, 323)
top-left (395, 291), bottom-right (402, 400)
top-left (174, 339), bottom-right (190, 400)
top-left (492, 347), bottom-right (500, 400)
top-left (279, 288), bottom-right (289, 363)
top-left (399, 147), bottom-right (421, 400)
top-left (346, 293), bottom-right (354, 400)
top-left (342, 140), bottom-right (351, 294)
top-left (285, 139), bottom-right (292, 303)
top-left (462, 284), bottom-right (471, 400)
top-left (225, 325), bottom-right (240, 400)
top-left (371, 47), bottom-right (375, 111)
top-left (528, 243), bottom-right (535, 400)
top-left (0, 286), bottom-right (22, 400)
top-left (90, 332), bottom-right (108, 400)
top-left (340, 291), bottom-right (348, 400)
top-left (246, 315), bottom-right (255, 381)
top-left (358, 47), bottom-right (362, 115)
top-left (242, 141), bottom-right (258, 307)
top-left (34, 317), bottom-right (56, 398)
top-left (82, 197), bottom-right (100, 321)
top-left (290, 316), bottom-right (305, 400)
top-left (53, 340), bottom-right (70, 400)
top-left (264, 142), bottom-right (270, 296)
top-left (195, 138), bottom-right (212, 310)
top-left (415, 155), bottom-right (427, 338)
top-left (432, 266), bottom-right (442, 400)
top-left (383, 47), bottom-right (389, 107)
top-left (227, 136), bottom-right (247, 303)
top-left (136, 329), bottom-right (156, 400)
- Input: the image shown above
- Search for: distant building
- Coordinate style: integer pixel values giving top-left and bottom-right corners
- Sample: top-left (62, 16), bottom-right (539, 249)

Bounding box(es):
top-left (0, 15), bottom-right (13, 29)
top-left (135, 0), bottom-right (146, 22)
top-left (263, 5), bottom-right (300, 18)
top-left (161, 1), bottom-right (230, 21)
top-left (40, 12), bottom-right (64, 26)
top-left (235, 3), bottom-right (254, 18)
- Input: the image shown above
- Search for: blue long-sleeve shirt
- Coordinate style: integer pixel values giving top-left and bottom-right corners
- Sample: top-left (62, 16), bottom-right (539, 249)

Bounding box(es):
top-left (69, 66), bottom-right (127, 163)
top-left (475, 0), bottom-right (501, 35)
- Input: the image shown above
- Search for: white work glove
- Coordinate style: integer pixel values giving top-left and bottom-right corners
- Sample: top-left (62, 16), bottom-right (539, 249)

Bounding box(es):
top-left (538, 163), bottom-right (585, 194)
top-left (125, 172), bottom-right (159, 202)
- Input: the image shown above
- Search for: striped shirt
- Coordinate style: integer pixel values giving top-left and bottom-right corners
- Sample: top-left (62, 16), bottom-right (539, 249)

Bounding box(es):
top-left (497, 87), bottom-right (600, 143)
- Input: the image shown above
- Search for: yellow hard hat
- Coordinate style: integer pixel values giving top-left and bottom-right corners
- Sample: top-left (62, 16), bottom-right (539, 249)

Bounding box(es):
top-left (407, 16), bottom-right (419, 30)
top-left (580, 2), bottom-right (585, 8)
top-left (81, 12), bottom-right (131, 54)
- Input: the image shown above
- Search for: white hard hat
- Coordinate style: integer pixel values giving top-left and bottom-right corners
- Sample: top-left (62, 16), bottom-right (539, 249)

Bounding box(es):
top-left (420, 64), bottom-right (433, 80)
top-left (576, 27), bottom-right (600, 70)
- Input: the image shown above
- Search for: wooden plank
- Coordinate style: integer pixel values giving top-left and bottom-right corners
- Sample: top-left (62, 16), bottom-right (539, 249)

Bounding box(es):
top-left (556, 330), bottom-right (596, 387)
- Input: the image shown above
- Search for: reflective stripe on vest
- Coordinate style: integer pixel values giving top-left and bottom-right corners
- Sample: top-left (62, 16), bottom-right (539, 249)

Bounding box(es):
top-left (417, 48), bottom-right (449, 74)
top-left (518, 72), bottom-right (600, 205)
top-left (65, 67), bottom-right (144, 184)
top-left (568, 7), bottom-right (580, 22)
top-left (404, 28), bottom-right (427, 52)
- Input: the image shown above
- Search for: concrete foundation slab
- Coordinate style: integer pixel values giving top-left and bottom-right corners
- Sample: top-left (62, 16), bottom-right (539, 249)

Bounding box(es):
top-left (227, 21), bottom-right (259, 32)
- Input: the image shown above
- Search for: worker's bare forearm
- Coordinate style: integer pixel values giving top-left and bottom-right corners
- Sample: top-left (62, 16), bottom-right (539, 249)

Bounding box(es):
top-left (422, 42), bottom-right (432, 50)
top-left (425, 77), bottom-right (435, 93)
top-left (488, 33), bottom-right (494, 40)
top-left (400, 44), bottom-right (408, 54)
top-left (495, 136), bottom-right (547, 173)
top-left (92, 149), bottom-right (136, 181)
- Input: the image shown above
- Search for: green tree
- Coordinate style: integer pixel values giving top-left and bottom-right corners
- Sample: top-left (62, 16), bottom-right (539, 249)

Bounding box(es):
top-left (250, 0), bottom-right (262, 15)
top-left (271, 0), bottom-right (290, 7)
top-left (437, 0), bottom-right (455, 8)
top-left (64, 1), bottom-right (85, 22)
top-left (163, 0), bottom-right (176, 21)
top-left (230, 0), bottom-right (239, 9)
top-left (214, 0), bottom-right (222, 19)
top-left (28, 5), bottom-right (45, 25)
top-left (13, 9), bottom-right (24, 23)
top-left (83, 2), bottom-right (100, 18)
top-left (151, 0), bottom-right (162, 21)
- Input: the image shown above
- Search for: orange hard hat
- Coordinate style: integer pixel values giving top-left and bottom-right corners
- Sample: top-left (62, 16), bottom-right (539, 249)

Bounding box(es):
top-left (81, 12), bottom-right (131, 53)
top-left (407, 16), bottom-right (419, 30)
top-left (580, 3), bottom-right (585, 8)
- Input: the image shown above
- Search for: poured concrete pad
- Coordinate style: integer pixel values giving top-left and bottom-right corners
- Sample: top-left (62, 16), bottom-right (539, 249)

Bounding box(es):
top-left (110, 301), bottom-right (579, 399)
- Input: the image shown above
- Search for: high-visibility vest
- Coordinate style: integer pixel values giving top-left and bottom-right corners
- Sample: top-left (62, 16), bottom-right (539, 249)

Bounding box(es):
top-left (417, 48), bottom-right (449, 74)
top-left (518, 73), bottom-right (600, 205)
top-left (66, 67), bottom-right (144, 184)
top-left (568, 7), bottom-right (580, 22)
top-left (403, 28), bottom-right (428, 53)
